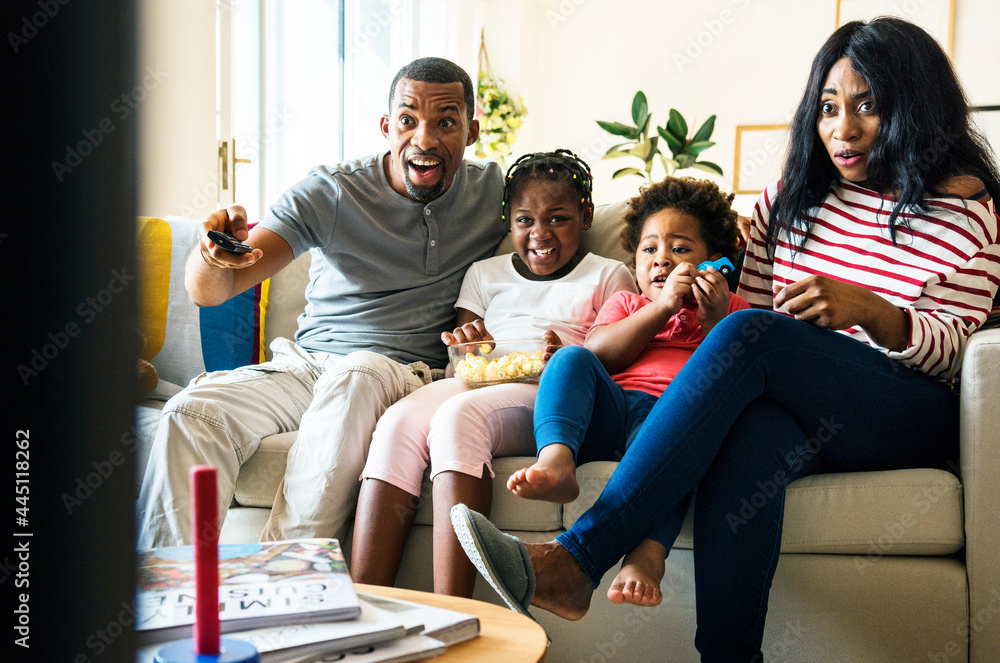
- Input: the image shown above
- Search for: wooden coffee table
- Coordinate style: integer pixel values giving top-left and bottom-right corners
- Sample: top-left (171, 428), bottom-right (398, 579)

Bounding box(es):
top-left (355, 584), bottom-right (547, 662)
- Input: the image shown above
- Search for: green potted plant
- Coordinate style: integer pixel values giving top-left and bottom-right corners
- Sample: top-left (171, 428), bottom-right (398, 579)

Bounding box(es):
top-left (597, 90), bottom-right (723, 180)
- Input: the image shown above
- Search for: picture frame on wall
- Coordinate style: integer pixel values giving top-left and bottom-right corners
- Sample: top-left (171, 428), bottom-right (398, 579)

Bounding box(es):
top-left (733, 124), bottom-right (789, 195)
top-left (970, 106), bottom-right (1000, 159)
top-left (835, 0), bottom-right (955, 55)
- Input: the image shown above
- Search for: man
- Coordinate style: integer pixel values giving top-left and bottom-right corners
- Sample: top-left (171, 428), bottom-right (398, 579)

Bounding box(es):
top-left (137, 57), bottom-right (506, 548)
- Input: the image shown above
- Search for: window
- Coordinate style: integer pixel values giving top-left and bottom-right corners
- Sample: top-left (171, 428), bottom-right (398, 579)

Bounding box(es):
top-left (218, 0), bottom-right (474, 221)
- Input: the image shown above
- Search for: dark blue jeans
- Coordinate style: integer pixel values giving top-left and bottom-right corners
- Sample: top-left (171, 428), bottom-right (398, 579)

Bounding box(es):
top-left (534, 345), bottom-right (691, 549)
top-left (553, 310), bottom-right (959, 662)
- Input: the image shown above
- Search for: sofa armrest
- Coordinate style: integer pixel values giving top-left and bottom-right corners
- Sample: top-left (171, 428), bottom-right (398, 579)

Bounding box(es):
top-left (959, 328), bottom-right (1000, 662)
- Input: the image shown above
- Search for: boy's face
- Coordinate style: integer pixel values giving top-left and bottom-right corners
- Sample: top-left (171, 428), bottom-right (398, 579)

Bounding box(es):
top-left (635, 209), bottom-right (719, 300)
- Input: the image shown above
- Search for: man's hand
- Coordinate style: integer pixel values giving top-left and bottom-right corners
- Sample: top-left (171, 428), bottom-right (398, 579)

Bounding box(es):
top-left (199, 205), bottom-right (263, 269)
top-left (542, 330), bottom-right (563, 360)
top-left (442, 319), bottom-right (493, 346)
top-left (693, 267), bottom-right (731, 332)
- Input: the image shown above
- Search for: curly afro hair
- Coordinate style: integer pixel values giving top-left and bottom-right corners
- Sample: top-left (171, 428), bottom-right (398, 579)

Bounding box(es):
top-left (619, 176), bottom-right (739, 267)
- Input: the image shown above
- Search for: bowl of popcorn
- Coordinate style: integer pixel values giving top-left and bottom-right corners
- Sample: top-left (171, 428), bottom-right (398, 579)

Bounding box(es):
top-left (448, 338), bottom-right (548, 388)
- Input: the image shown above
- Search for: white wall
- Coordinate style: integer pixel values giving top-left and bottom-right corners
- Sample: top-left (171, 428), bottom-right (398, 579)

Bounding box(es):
top-left (137, 0), bottom-right (218, 218)
top-left (477, 0), bottom-right (1000, 213)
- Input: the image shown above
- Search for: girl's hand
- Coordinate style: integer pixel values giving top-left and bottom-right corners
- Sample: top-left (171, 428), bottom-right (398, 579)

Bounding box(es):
top-left (442, 319), bottom-right (493, 346)
top-left (542, 330), bottom-right (563, 360)
top-left (693, 267), bottom-right (731, 332)
top-left (654, 263), bottom-right (696, 315)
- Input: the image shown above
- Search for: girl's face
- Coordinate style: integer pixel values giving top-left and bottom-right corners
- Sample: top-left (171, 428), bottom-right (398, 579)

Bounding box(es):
top-left (635, 209), bottom-right (718, 300)
top-left (509, 178), bottom-right (591, 279)
top-left (817, 57), bottom-right (880, 186)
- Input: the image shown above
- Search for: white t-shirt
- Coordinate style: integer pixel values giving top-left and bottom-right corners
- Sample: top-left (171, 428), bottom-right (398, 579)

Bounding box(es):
top-left (454, 253), bottom-right (638, 346)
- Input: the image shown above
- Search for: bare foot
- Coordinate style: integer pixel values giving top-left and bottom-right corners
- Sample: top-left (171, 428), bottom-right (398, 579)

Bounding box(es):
top-left (527, 540), bottom-right (594, 620)
top-left (507, 444), bottom-right (580, 503)
top-left (607, 539), bottom-right (666, 607)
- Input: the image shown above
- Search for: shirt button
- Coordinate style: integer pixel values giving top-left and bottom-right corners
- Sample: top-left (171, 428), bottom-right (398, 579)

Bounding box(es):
top-left (424, 208), bottom-right (432, 216)
top-left (430, 240), bottom-right (437, 247)
top-left (679, 314), bottom-right (687, 321)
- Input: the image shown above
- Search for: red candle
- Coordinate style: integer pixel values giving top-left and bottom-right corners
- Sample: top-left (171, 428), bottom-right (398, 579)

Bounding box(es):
top-left (191, 466), bottom-right (221, 655)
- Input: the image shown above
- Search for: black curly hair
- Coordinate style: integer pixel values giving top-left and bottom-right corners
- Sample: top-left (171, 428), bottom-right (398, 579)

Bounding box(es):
top-left (501, 150), bottom-right (594, 224)
top-left (619, 176), bottom-right (739, 267)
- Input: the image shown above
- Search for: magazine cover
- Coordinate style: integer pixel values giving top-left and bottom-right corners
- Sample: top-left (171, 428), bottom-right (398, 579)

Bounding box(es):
top-left (136, 539), bottom-right (360, 644)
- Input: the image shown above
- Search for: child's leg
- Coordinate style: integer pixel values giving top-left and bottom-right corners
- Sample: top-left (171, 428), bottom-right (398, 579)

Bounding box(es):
top-left (432, 467), bottom-right (492, 597)
top-left (607, 492), bottom-right (690, 606)
top-left (608, 538), bottom-right (668, 607)
top-left (426, 383), bottom-right (538, 597)
top-left (352, 378), bottom-right (468, 586)
top-left (511, 346), bottom-right (631, 502)
top-left (351, 478), bottom-right (420, 586)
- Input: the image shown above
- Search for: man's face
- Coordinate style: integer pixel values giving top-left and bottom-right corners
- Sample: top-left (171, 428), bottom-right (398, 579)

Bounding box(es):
top-left (381, 79), bottom-right (479, 201)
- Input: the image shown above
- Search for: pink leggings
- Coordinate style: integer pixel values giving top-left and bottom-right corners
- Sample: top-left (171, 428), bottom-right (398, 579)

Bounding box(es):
top-left (360, 378), bottom-right (539, 496)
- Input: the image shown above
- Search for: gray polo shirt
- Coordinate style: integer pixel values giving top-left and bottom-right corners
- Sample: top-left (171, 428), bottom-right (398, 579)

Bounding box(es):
top-left (260, 151), bottom-right (506, 368)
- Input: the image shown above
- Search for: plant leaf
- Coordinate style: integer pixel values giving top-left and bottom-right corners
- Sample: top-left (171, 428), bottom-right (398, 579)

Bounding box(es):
top-left (686, 140), bottom-right (716, 155)
top-left (659, 153), bottom-right (679, 175)
top-left (690, 160), bottom-right (724, 175)
top-left (657, 126), bottom-right (683, 156)
top-left (628, 142), bottom-right (654, 161)
top-left (602, 150), bottom-right (633, 160)
top-left (667, 109), bottom-right (688, 142)
top-left (676, 153), bottom-right (696, 169)
top-left (691, 115), bottom-right (717, 143)
top-left (631, 91), bottom-right (648, 127)
top-left (612, 167), bottom-right (647, 180)
top-left (604, 142), bottom-right (634, 155)
top-left (596, 120), bottom-right (638, 139)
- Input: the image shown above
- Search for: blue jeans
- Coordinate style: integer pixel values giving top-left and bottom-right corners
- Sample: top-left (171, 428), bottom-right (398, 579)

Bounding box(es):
top-left (554, 310), bottom-right (959, 662)
top-left (534, 346), bottom-right (691, 549)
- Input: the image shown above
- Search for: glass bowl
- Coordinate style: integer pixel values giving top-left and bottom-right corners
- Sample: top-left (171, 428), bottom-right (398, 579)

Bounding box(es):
top-left (448, 338), bottom-right (547, 388)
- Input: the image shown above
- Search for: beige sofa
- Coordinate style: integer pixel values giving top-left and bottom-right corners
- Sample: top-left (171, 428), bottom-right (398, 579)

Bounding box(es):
top-left (137, 203), bottom-right (1000, 663)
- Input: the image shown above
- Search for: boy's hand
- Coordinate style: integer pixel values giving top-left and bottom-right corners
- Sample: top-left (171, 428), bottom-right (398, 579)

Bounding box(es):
top-left (693, 266), bottom-right (731, 332)
top-left (542, 330), bottom-right (563, 360)
top-left (654, 263), bottom-right (696, 315)
top-left (442, 320), bottom-right (493, 346)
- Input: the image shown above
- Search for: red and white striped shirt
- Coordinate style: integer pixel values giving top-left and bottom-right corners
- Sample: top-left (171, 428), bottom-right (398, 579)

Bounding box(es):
top-left (738, 179), bottom-right (1000, 380)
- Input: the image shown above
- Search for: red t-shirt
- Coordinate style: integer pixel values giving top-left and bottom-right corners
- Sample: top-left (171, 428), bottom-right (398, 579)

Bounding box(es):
top-left (589, 291), bottom-right (751, 397)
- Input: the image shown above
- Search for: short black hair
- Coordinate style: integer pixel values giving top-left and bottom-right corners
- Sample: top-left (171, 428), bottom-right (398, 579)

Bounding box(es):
top-left (388, 57), bottom-right (475, 121)
top-left (501, 150), bottom-right (594, 223)
top-left (620, 176), bottom-right (739, 266)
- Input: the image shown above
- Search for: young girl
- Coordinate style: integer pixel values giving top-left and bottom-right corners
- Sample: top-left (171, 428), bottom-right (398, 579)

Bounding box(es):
top-left (507, 176), bottom-right (749, 607)
top-left (350, 150), bottom-right (638, 597)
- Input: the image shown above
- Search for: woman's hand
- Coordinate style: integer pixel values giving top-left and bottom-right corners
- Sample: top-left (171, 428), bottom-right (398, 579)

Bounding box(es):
top-left (693, 267), bottom-right (731, 333)
top-left (775, 275), bottom-right (908, 351)
top-left (542, 330), bottom-right (563, 360)
top-left (736, 214), bottom-right (751, 246)
top-left (442, 319), bottom-right (493, 346)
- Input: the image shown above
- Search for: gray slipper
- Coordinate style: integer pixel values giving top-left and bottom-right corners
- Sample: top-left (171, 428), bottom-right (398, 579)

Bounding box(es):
top-left (450, 504), bottom-right (537, 619)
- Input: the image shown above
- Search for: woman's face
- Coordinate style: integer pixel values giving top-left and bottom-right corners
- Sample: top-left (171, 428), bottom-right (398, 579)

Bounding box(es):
top-left (817, 57), bottom-right (880, 186)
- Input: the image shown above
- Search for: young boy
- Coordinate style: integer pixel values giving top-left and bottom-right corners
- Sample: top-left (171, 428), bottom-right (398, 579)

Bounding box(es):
top-left (507, 176), bottom-right (750, 607)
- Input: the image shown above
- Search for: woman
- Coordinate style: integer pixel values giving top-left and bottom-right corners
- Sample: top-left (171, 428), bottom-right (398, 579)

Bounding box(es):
top-left (451, 17), bottom-right (1000, 662)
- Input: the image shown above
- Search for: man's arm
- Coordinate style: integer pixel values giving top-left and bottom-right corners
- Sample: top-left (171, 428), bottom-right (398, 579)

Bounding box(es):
top-left (186, 205), bottom-right (295, 307)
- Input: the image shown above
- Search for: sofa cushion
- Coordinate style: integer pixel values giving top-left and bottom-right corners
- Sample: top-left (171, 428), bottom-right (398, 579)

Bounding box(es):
top-left (235, 438), bottom-right (964, 556)
top-left (137, 216), bottom-right (270, 387)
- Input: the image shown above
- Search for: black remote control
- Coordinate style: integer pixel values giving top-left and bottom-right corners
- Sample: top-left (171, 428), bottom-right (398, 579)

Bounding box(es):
top-left (207, 230), bottom-right (253, 254)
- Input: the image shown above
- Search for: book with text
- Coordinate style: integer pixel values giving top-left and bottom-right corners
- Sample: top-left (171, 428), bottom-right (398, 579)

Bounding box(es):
top-left (136, 539), bottom-right (360, 645)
